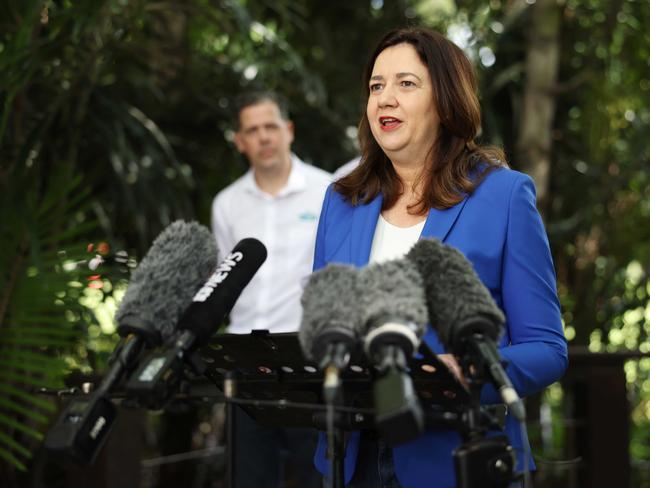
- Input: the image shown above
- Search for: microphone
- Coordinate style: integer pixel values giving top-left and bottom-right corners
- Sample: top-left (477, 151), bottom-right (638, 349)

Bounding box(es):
top-left (299, 264), bottom-right (362, 403)
top-left (125, 238), bottom-right (268, 407)
top-left (406, 238), bottom-right (525, 421)
top-left (44, 221), bottom-right (218, 464)
top-left (299, 263), bottom-right (362, 481)
top-left (114, 221), bottom-right (218, 345)
top-left (357, 259), bottom-right (428, 446)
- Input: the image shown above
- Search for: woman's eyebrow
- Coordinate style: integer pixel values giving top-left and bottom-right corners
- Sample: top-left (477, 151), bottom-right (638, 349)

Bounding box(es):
top-left (370, 72), bottom-right (422, 82)
top-left (396, 72), bottom-right (422, 81)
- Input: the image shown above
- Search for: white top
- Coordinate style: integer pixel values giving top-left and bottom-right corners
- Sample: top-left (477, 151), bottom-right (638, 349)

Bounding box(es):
top-left (369, 214), bottom-right (426, 264)
top-left (211, 155), bottom-right (332, 333)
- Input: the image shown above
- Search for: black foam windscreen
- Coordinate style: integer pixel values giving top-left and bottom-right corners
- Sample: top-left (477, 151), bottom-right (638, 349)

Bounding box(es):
top-left (115, 221), bottom-right (218, 345)
top-left (357, 258), bottom-right (428, 339)
top-left (406, 238), bottom-right (505, 350)
top-left (299, 264), bottom-right (362, 361)
top-left (178, 238), bottom-right (267, 342)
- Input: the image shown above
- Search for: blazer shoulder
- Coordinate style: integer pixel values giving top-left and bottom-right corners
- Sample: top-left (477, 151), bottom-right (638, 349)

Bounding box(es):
top-left (470, 167), bottom-right (533, 204)
top-left (479, 166), bottom-right (531, 190)
top-left (322, 184), bottom-right (355, 214)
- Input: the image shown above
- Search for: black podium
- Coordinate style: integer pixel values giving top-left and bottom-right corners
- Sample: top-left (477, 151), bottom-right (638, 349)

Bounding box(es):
top-left (199, 331), bottom-right (470, 487)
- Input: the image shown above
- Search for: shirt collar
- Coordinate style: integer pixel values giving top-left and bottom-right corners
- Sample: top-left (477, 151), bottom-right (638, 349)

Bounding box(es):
top-left (242, 154), bottom-right (307, 198)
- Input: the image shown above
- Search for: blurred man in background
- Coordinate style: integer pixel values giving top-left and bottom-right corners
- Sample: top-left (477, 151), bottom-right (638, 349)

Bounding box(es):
top-left (211, 91), bottom-right (331, 487)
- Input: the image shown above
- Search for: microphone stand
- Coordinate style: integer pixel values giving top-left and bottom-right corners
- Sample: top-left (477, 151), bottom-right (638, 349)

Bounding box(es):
top-left (222, 371), bottom-right (237, 488)
top-left (453, 345), bottom-right (517, 488)
top-left (322, 343), bottom-right (349, 488)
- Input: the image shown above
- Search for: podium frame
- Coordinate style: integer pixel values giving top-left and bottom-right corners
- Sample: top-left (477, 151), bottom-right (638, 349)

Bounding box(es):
top-left (199, 331), bottom-right (470, 487)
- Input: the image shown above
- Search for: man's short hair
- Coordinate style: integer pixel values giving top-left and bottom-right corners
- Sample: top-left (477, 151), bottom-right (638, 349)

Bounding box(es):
top-left (234, 91), bottom-right (290, 128)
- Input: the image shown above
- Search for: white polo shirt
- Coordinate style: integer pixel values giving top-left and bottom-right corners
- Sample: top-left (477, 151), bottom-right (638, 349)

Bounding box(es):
top-left (211, 155), bottom-right (332, 334)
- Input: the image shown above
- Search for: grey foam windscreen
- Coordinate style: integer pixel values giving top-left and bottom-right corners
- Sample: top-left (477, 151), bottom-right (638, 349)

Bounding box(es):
top-left (115, 220), bottom-right (218, 344)
top-left (406, 238), bottom-right (505, 347)
top-left (356, 258), bottom-right (428, 339)
top-left (299, 264), bottom-right (362, 360)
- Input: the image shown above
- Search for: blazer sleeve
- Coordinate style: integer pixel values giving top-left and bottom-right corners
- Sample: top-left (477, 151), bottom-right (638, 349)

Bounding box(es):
top-left (481, 173), bottom-right (568, 404)
top-left (313, 184), bottom-right (334, 272)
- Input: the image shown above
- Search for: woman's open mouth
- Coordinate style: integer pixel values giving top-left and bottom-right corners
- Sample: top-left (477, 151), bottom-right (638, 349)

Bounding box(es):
top-left (379, 116), bottom-right (402, 131)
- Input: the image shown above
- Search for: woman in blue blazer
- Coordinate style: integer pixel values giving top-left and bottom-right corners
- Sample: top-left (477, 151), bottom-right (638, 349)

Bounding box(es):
top-left (312, 27), bottom-right (568, 488)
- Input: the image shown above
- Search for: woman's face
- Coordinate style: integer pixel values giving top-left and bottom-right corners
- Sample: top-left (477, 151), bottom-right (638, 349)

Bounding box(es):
top-left (366, 43), bottom-right (439, 166)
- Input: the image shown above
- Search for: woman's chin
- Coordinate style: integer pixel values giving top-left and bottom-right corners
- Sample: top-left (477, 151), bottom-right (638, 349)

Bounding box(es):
top-left (377, 143), bottom-right (410, 162)
top-left (374, 135), bottom-right (403, 150)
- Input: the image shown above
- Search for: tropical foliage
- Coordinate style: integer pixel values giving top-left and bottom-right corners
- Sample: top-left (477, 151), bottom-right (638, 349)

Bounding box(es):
top-left (1, 0), bottom-right (649, 485)
top-left (0, 162), bottom-right (96, 470)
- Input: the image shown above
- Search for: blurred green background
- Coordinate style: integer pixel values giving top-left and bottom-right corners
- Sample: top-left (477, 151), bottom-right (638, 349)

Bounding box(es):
top-left (1, 0), bottom-right (649, 486)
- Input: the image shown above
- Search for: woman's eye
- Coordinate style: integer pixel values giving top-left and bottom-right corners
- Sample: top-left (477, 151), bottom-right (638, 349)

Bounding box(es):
top-left (369, 83), bottom-right (383, 92)
top-left (401, 80), bottom-right (416, 87)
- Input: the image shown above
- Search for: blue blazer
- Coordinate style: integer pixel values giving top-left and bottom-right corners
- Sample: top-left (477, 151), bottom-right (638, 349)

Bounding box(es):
top-left (312, 168), bottom-right (568, 488)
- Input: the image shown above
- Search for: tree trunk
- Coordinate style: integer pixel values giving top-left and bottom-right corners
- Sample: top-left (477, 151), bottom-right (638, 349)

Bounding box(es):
top-left (517, 0), bottom-right (561, 217)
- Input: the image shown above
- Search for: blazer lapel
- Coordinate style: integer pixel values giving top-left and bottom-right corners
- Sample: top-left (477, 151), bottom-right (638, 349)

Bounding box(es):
top-left (421, 195), bottom-right (469, 242)
top-left (348, 192), bottom-right (469, 266)
top-left (349, 194), bottom-right (383, 267)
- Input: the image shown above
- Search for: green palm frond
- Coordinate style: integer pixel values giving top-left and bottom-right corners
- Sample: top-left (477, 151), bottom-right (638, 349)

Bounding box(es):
top-left (0, 163), bottom-right (101, 471)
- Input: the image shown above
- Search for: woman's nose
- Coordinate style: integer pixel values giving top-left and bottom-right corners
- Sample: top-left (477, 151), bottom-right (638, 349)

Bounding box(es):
top-left (377, 84), bottom-right (397, 108)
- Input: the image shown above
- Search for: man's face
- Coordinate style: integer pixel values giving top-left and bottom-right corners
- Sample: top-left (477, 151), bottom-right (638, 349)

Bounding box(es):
top-left (234, 101), bottom-right (294, 173)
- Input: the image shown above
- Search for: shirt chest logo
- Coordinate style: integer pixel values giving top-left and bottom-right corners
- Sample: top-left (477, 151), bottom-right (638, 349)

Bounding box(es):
top-left (299, 212), bottom-right (318, 222)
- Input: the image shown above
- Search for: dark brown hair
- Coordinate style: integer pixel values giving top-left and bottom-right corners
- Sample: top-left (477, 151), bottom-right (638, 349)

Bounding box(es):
top-left (233, 91), bottom-right (289, 129)
top-left (335, 27), bottom-right (506, 213)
